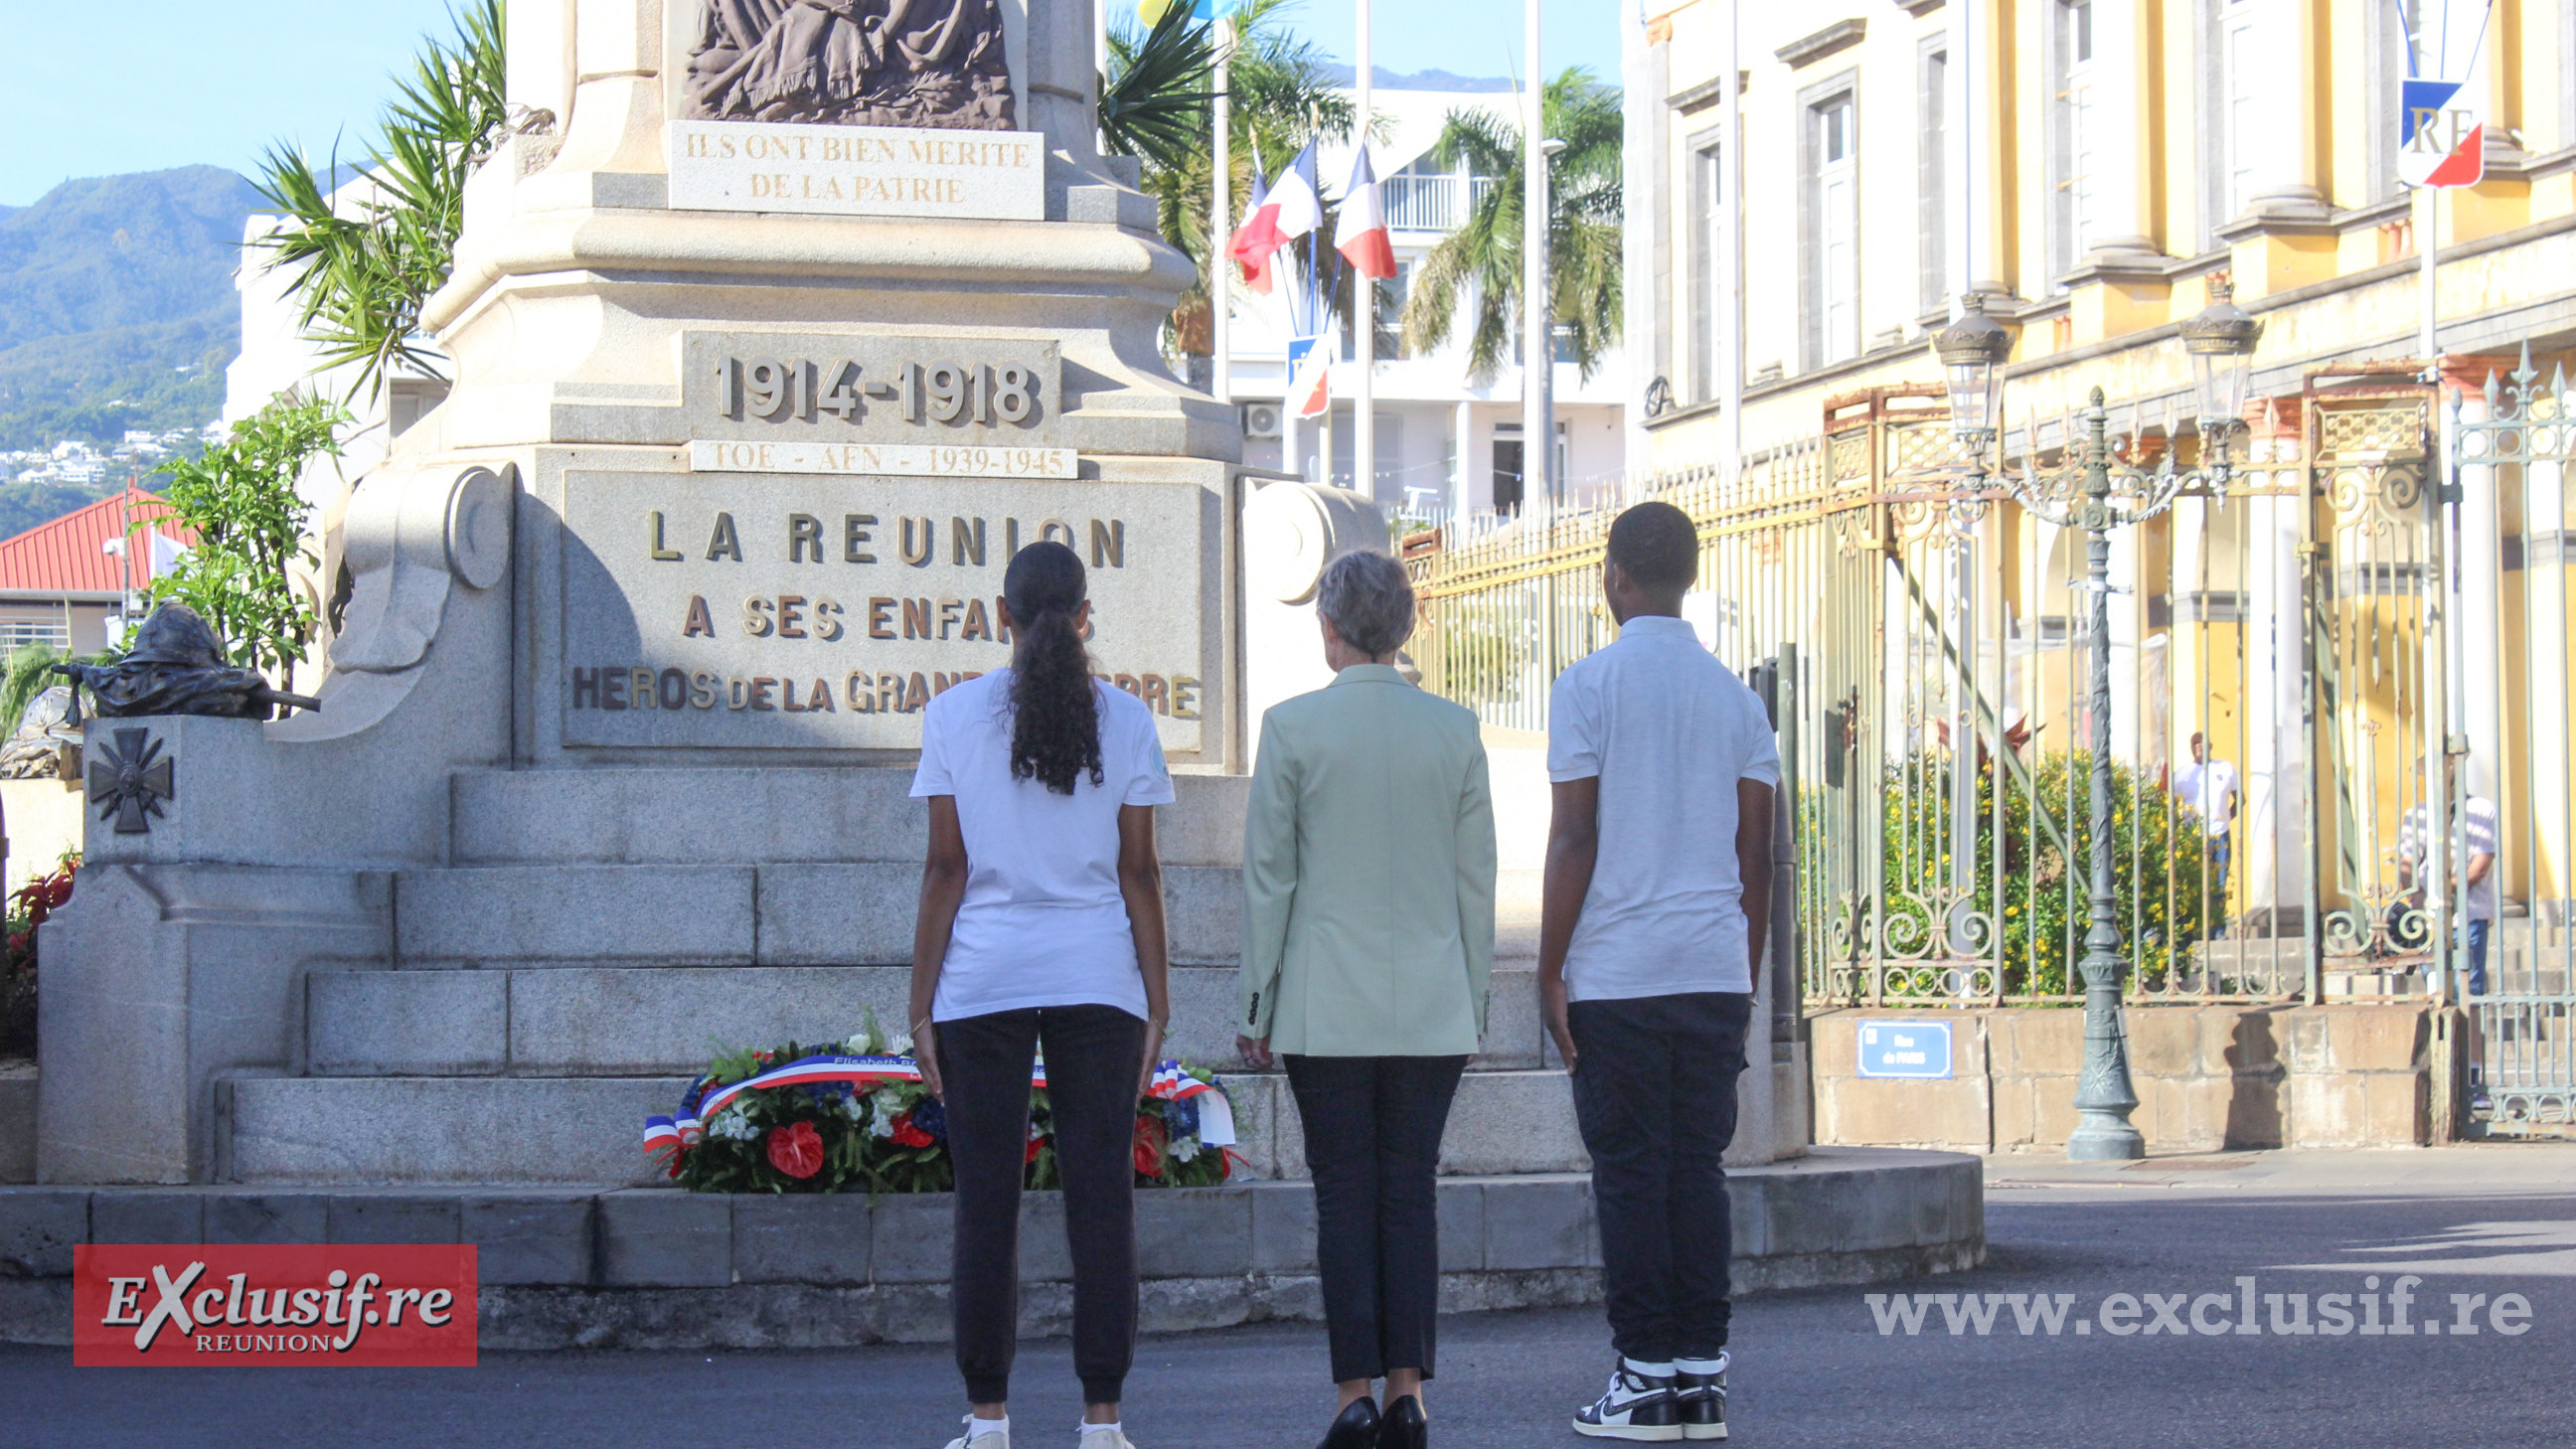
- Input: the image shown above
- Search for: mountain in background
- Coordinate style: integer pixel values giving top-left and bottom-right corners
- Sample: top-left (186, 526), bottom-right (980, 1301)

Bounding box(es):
top-left (0, 166), bottom-right (257, 455)
top-left (1316, 65), bottom-right (1519, 93)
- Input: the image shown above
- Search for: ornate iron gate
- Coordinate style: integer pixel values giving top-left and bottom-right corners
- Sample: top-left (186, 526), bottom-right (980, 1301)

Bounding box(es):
top-left (1407, 364), bottom-right (2572, 1103)
top-left (2448, 353), bottom-right (2576, 1130)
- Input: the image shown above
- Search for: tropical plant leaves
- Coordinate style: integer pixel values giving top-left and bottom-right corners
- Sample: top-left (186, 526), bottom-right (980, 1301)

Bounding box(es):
top-left (1101, 2), bottom-right (1216, 174)
top-left (1106, 0), bottom-right (1357, 358)
top-left (247, 0), bottom-right (506, 401)
top-left (1400, 68), bottom-right (1625, 383)
top-left (143, 394), bottom-right (349, 681)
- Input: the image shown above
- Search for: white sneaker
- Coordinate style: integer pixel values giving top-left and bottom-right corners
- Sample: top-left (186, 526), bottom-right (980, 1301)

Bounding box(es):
top-left (1077, 1433), bottom-right (1137, 1449)
top-left (942, 1417), bottom-right (1008, 1449)
top-left (1573, 1361), bottom-right (1685, 1441)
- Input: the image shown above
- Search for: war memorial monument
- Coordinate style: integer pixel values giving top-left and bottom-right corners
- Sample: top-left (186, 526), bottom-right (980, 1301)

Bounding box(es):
top-left (0, 0), bottom-right (1976, 1347)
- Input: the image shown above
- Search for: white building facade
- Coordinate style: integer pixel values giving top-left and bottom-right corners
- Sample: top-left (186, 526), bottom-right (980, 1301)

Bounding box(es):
top-left (1221, 84), bottom-right (1626, 521)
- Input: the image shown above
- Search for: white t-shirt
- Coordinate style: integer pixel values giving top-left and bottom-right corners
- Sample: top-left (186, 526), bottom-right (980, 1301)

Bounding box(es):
top-left (1546, 615), bottom-right (1783, 1001)
top-left (909, 670), bottom-right (1176, 1021)
top-left (2399, 795), bottom-right (2501, 923)
top-left (2175, 758), bottom-right (2239, 837)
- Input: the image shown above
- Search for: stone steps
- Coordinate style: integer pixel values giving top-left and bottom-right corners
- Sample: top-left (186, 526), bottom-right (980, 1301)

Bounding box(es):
top-left (0, 1148), bottom-right (1990, 1350)
top-left (446, 766), bottom-right (1251, 868)
top-left (306, 963), bottom-right (1558, 1076)
top-left (387, 862), bottom-right (1245, 967)
top-left (217, 1067), bottom-right (1591, 1187)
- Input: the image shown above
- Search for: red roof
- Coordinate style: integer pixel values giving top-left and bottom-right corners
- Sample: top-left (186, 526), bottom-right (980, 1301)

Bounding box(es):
top-left (0, 486), bottom-right (195, 596)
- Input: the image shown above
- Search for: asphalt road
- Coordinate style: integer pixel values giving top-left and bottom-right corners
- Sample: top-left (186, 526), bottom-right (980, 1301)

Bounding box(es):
top-left (9, 1149), bottom-right (2571, 1449)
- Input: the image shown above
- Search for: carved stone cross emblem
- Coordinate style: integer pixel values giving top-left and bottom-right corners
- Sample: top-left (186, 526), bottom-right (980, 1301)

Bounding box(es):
top-left (86, 726), bottom-right (174, 834)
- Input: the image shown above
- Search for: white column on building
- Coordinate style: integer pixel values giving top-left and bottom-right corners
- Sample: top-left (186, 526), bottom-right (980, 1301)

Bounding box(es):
top-left (2170, 496), bottom-right (2211, 765)
top-left (2107, 519), bottom-right (2141, 762)
top-left (2084, 0), bottom-right (2156, 260)
top-left (2235, 0), bottom-right (2330, 222)
top-left (2237, 442), bottom-right (2308, 919)
top-left (2456, 389), bottom-right (2503, 802)
top-left (2526, 454), bottom-right (2572, 907)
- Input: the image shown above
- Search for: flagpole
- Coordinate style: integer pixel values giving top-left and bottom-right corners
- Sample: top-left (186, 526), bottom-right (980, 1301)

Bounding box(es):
top-left (1522, 0), bottom-right (1550, 507)
top-left (1212, 13), bottom-right (1233, 406)
top-left (1354, 0), bottom-right (1374, 504)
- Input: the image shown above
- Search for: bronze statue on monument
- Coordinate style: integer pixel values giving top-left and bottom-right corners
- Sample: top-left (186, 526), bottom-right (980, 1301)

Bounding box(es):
top-left (684, 0), bottom-right (1017, 129)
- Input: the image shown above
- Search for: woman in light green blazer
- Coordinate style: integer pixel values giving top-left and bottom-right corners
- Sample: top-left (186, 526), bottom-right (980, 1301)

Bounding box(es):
top-left (1237, 549), bottom-right (1497, 1449)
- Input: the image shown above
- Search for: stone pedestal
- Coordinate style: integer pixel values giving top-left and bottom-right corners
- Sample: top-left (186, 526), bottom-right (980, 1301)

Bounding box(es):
top-left (37, 0), bottom-right (1275, 1186)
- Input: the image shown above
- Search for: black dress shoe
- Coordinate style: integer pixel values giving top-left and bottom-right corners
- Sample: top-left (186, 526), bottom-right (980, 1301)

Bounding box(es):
top-left (1375, 1394), bottom-right (1426, 1449)
top-left (1318, 1396), bottom-right (1380, 1449)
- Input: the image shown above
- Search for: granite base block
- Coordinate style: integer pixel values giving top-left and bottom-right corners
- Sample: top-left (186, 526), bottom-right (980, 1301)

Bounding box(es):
top-left (1, 1149), bottom-right (1982, 1350)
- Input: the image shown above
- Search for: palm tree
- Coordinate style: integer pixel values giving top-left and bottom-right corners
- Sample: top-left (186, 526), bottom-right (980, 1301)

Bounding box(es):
top-left (1108, 0), bottom-right (1356, 359)
top-left (1400, 69), bottom-right (1623, 383)
top-left (249, 0), bottom-right (508, 400)
top-left (1101, 1), bottom-right (1216, 173)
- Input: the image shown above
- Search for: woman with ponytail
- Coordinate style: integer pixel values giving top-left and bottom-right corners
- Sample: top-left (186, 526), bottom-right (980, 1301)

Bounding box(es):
top-left (908, 540), bottom-right (1174, 1449)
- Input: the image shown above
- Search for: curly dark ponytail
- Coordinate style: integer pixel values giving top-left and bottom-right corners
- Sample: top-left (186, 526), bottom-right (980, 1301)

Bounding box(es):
top-left (1003, 541), bottom-right (1103, 795)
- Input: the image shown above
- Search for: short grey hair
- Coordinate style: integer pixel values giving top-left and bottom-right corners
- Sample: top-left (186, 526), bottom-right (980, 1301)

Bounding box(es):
top-left (1317, 549), bottom-right (1416, 657)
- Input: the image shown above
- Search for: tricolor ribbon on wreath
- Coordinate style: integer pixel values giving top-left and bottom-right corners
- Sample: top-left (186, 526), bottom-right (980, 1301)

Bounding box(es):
top-left (642, 1053), bottom-right (1236, 1167)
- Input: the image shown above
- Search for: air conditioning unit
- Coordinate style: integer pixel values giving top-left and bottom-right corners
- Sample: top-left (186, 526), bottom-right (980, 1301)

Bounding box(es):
top-left (1241, 403), bottom-right (1283, 439)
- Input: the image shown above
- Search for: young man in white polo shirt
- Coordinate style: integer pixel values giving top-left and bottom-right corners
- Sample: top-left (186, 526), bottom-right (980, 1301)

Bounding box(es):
top-left (1540, 501), bottom-right (1780, 1442)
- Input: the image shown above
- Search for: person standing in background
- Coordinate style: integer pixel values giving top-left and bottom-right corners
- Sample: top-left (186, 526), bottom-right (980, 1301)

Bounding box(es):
top-left (909, 541), bottom-right (1173, 1449)
top-left (2175, 732), bottom-right (2239, 936)
top-left (2398, 754), bottom-right (2500, 1111)
top-left (1539, 502), bottom-right (1779, 1444)
top-left (1238, 549), bottom-right (1498, 1449)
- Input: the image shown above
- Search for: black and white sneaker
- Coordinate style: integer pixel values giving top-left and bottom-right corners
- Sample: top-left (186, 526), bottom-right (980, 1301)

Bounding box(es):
top-left (1573, 1361), bottom-right (1685, 1441)
top-left (1675, 1353), bottom-right (1729, 1441)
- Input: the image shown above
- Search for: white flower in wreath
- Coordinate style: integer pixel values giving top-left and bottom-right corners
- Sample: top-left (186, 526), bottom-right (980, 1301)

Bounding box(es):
top-left (889, 1032), bottom-right (913, 1057)
top-left (868, 1085), bottom-right (906, 1138)
top-left (843, 1030), bottom-right (876, 1055)
top-left (1171, 1134), bottom-right (1202, 1164)
top-left (712, 1103), bottom-right (760, 1141)
top-left (840, 1092), bottom-right (869, 1122)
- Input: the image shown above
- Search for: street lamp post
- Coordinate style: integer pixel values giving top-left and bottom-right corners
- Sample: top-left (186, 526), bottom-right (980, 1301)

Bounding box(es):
top-left (1933, 285), bottom-right (2261, 1161)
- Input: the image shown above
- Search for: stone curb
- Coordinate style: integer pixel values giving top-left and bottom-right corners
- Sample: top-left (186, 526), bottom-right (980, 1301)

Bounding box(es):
top-left (0, 1149), bottom-right (1982, 1349)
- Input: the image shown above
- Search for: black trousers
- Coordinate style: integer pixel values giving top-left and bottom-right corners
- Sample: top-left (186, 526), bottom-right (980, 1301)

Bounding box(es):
top-left (939, 1004), bottom-right (1147, 1405)
top-left (1283, 1052), bottom-right (1470, 1383)
top-left (1567, 992), bottom-right (1753, 1363)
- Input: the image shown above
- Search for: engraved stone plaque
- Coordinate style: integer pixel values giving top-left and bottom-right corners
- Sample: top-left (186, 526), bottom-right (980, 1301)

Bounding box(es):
top-left (682, 332), bottom-right (1064, 448)
top-left (667, 121), bottom-right (1044, 220)
top-left (560, 470), bottom-right (1213, 754)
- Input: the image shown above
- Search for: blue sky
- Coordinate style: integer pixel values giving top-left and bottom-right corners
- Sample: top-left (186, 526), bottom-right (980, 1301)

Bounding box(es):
top-left (0, 0), bottom-right (1625, 208)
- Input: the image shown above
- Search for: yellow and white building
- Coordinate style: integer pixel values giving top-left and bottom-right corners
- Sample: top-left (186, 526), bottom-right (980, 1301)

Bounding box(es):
top-left (1626, 0), bottom-right (2576, 456)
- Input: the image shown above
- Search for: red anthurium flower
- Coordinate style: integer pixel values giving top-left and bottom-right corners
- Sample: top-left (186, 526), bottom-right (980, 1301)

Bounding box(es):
top-left (891, 1110), bottom-right (936, 1149)
top-left (767, 1120), bottom-right (824, 1179)
top-left (1132, 1115), bottom-right (1166, 1177)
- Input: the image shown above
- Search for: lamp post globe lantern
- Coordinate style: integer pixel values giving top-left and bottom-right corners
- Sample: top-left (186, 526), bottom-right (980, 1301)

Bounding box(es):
top-left (1932, 292), bottom-right (2017, 452)
top-left (2178, 277), bottom-right (2263, 441)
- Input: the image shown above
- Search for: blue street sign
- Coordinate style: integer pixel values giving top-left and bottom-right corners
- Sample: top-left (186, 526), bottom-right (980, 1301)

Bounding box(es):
top-left (1856, 1021), bottom-right (1954, 1079)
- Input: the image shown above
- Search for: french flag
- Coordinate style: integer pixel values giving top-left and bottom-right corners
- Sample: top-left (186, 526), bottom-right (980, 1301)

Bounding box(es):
top-left (1234, 141), bottom-right (1325, 263)
top-left (1229, 155), bottom-right (1278, 294)
top-left (1335, 146), bottom-right (1397, 280)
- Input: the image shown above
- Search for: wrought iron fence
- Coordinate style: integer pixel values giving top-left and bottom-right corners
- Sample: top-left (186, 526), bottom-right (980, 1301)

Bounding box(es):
top-left (2447, 352), bottom-right (2576, 1131)
top-left (1406, 379), bottom-right (2474, 1012)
